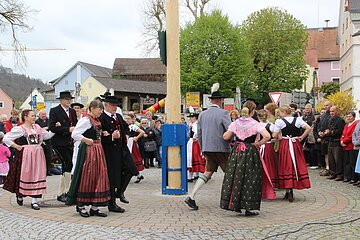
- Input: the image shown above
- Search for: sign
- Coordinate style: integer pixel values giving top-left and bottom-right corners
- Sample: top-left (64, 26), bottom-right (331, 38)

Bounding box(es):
top-left (268, 92), bottom-right (283, 105)
top-left (36, 103), bottom-right (45, 111)
top-left (224, 98), bottom-right (235, 111)
top-left (185, 92), bottom-right (200, 108)
top-left (202, 94), bottom-right (211, 109)
top-left (280, 93), bottom-right (292, 106)
top-left (32, 95), bottom-right (37, 109)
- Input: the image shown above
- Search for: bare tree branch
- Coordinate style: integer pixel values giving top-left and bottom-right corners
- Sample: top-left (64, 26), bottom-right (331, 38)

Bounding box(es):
top-left (0, 0), bottom-right (36, 67)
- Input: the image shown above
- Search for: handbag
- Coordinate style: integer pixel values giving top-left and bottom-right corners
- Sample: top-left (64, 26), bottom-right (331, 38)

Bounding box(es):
top-left (144, 140), bottom-right (157, 152)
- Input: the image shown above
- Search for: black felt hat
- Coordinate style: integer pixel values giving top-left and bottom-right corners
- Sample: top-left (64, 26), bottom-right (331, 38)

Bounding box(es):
top-left (102, 95), bottom-right (120, 104)
top-left (71, 102), bottom-right (84, 109)
top-left (188, 112), bottom-right (199, 118)
top-left (100, 91), bottom-right (111, 98)
top-left (208, 91), bottom-right (225, 99)
top-left (57, 91), bottom-right (74, 99)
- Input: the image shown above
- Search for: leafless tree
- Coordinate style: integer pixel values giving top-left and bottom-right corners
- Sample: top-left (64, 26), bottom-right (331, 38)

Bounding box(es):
top-left (139, 0), bottom-right (212, 56)
top-left (0, 0), bottom-right (36, 66)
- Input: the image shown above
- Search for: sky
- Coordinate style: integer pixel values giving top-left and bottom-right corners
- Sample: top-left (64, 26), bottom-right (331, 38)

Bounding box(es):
top-left (0, 0), bottom-right (340, 83)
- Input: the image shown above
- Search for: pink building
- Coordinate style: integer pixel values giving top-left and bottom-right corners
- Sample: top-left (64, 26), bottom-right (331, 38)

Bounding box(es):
top-left (305, 27), bottom-right (340, 97)
top-left (0, 87), bottom-right (13, 116)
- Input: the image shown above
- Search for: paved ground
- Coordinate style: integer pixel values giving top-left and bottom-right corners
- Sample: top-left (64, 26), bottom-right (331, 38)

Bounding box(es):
top-left (0, 168), bottom-right (359, 239)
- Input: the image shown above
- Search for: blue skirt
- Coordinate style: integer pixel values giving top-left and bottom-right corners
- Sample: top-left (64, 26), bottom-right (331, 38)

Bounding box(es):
top-left (355, 150), bottom-right (360, 173)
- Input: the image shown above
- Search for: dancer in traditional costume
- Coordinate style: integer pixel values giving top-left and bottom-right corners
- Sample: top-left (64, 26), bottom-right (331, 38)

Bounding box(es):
top-left (125, 113), bottom-right (145, 183)
top-left (66, 100), bottom-right (111, 217)
top-left (220, 101), bottom-right (272, 216)
top-left (273, 105), bottom-right (311, 202)
top-left (186, 112), bottom-right (206, 182)
top-left (3, 109), bottom-right (54, 210)
top-left (257, 109), bottom-right (278, 188)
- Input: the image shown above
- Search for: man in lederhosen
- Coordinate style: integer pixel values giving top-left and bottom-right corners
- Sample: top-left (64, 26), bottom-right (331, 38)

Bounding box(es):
top-left (49, 91), bottom-right (78, 202)
top-left (99, 95), bottom-right (133, 212)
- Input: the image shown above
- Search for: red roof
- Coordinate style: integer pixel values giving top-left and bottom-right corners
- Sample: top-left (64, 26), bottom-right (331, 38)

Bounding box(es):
top-left (305, 27), bottom-right (340, 65)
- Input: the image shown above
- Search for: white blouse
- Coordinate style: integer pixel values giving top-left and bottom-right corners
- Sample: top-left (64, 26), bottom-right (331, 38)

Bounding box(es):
top-left (71, 117), bottom-right (92, 142)
top-left (274, 117), bottom-right (308, 133)
top-left (3, 125), bottom-right (54, 147)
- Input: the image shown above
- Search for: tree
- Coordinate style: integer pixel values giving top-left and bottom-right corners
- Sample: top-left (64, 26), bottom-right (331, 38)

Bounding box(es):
top-left (180, 10), bottom-right (250, 97)
top-left (320, 82), bottom-right (340, 98)
top-left (241, 7), bottom-right (308, 104)
top-left (139, 0), bottom-right (212, 55)
top-left (0, 0), bottom-right (36, 66)
top-left (316, 91), bottom-right (356, 117)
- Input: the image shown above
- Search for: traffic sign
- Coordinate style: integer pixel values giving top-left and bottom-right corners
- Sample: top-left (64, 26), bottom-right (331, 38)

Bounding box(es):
top-left (268, 92), bottom-right (283, 105)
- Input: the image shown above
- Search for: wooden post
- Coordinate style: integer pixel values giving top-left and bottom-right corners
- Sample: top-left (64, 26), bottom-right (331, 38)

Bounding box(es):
top-left (166, 0), bottom-right (182, 189)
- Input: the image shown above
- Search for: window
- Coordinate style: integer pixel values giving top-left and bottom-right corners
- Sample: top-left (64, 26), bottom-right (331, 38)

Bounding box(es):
top-left (0, 101), bottom-right (3, 108)
top-left (331, 77), bottom-right (340, 83)
top-left (331, 61), bottom-right (340, 70)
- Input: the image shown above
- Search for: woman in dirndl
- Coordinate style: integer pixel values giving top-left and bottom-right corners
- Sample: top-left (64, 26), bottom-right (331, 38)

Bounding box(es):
top-left (3, 109), bottom-right (54, 210)
top-left (273, 105), bottom-right (311, 202)
top-left (257, 109), bottom-right (279, 188)
top-left (220, 101), bottom-right (273, 216)
top-left (66, 100), bottom-right (111, 217)
top-left (186, 112), bottom-right (206, 182)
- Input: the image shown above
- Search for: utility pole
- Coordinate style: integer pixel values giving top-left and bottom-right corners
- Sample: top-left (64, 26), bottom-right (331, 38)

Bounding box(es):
top-left (165, 0), bottom-right (182, 189)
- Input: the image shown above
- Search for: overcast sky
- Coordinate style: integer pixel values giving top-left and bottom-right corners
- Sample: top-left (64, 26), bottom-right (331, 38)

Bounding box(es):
top-left (0, 0), bottom-right (340, 82)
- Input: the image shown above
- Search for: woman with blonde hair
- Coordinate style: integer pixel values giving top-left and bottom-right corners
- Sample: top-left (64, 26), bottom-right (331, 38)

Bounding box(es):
top-left (220, 101), bottom-right (273, 216)
top-left (257, 109), bottom-right (278, 188)
top-left (273, 105), bottom-right (311, 202)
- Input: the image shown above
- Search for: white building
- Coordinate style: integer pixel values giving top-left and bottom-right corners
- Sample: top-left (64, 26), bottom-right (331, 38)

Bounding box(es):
top-left (339, 0), bottom-right (360, 110)
top-left (19, 88), bottom-right (45, 111)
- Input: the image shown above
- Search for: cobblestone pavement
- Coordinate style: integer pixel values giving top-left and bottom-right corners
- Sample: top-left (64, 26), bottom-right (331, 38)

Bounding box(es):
top-left (0, 168), bottom-right (359, 239)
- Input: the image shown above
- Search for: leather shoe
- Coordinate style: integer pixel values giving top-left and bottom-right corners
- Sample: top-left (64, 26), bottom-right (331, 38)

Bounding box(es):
top-left (287, 190), bottom-right (294, 202)
top-left (78, 208), bottom-right (90, 217)
top-left (184, 197), bottom-right (199, 210)
top-left (57, 193), bottom-right (67, 202)
top-left (31, 203), bottom-right (40, 210)
top-left (343, 179), bottom-right (351, 183)
top-left (134, 175), bottom-right (144, 183)
top-left (16, 196), bottom-right (23, 206)
top-left (245, 210), bottom-right (259, 216)
top-left (327, 175), bottom-right (337, 180)
top-left (119, 193), bottom-right (129, 204)
top-left (334, 177), bottom-right (344, 181)
top-left (349, 180), bottom-right (357, 184)
top-left (108, 204), bottom-right (125, 213)
top-left (354, 181), bottom-right (360, 186)
top-left (90, 209), bottom-right (107, 217)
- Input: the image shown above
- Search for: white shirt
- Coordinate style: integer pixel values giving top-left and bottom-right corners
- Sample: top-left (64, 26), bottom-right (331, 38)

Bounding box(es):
top-left (61, 105), bottom-right (70, 117)
top-left (71, 117), bottom-right (92, 142)
top-left (274, 117), bottom-right (308, 133)
top-left (3, 125), bottom-right (54, 147)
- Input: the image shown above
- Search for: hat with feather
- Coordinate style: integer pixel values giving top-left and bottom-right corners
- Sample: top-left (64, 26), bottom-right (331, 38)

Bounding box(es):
top-left (208, 83), bottom-right (225, 99)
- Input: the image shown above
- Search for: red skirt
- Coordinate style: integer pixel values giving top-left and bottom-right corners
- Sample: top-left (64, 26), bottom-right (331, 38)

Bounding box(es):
top-left (132, 141), bottom-right (144, 172)
top-left (262, 143), bottom-right (279, 188)
top-left (190, 140), bottom-right (205, 173)
top-left (77, 142), bottom-right (111, 205)
top-left (277, 139), bottom-right (311, 190)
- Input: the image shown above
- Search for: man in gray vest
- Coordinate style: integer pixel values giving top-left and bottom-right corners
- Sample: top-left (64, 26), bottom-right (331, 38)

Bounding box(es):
top-left (185, 85), bottom-right (231, 210)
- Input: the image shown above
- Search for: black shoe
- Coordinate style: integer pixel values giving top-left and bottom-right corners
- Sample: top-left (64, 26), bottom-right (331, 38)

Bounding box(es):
top-left (90, 208), bottom-right (107, 217)
top-left (327, 175), bottom-right (337, 180)
top-left (119, 193), bottom-right (129, 204)
top-left (78, 208), bottom-right (90, 217)
top-left (245, 210), bottom-right (259, 216)
top-left (187, 179), bottom-right (193, 183)
top-left (184, 197), bottom-right (199, 210)
top-left (349, 180), bottom-right (357, 184)
top-left (31, 203), bottom-right (40, 210)
top-left (354, 181), bottom-right (360, 186)
top-left (108, 204), bottom-right (125, 213)
top-left (288, 190), bottom-right (294, 202)
top-left (134, 175), bottom-right (144, 183)
top-left (57, 193), bottom-right (67, 202)
top-left (343, 179), bottom-right (351, 183)
top-left (16, 196), bottom-right (23, 206)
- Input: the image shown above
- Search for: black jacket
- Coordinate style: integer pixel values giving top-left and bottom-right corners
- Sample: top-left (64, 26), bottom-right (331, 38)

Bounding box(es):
top-left (49, 104), bottom-right (77, 146)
